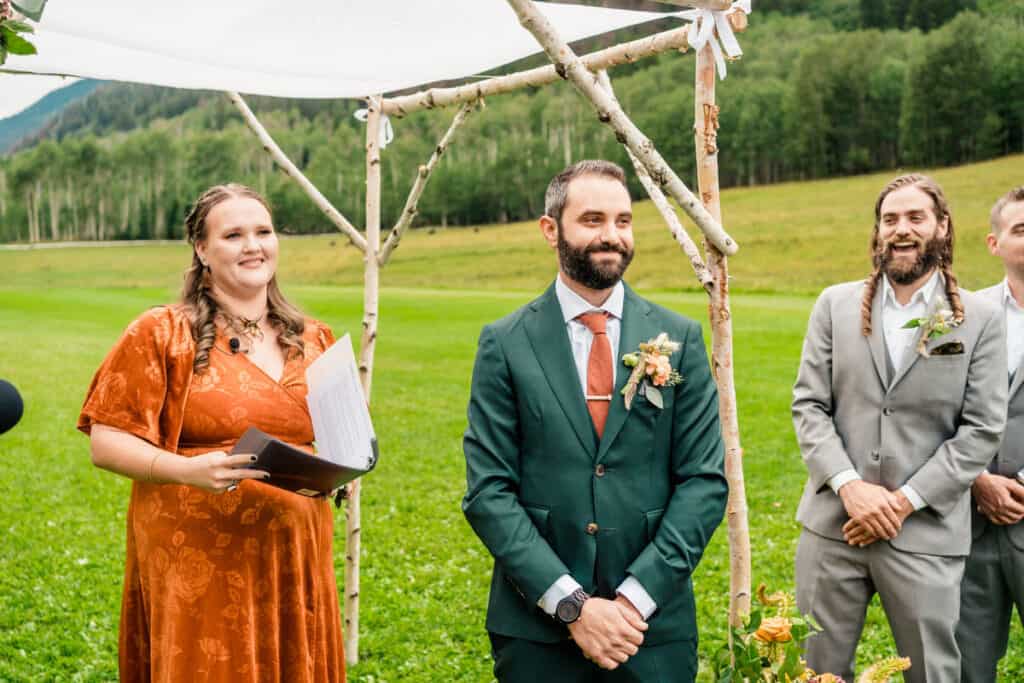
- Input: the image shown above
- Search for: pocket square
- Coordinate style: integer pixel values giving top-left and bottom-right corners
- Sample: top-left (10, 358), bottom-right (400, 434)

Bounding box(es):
top-left (930, 341), bottom-right (964, 356)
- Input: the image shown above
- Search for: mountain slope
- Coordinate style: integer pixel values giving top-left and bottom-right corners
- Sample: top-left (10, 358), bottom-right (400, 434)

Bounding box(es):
top-left (0, 79), bottom-right (102, 155)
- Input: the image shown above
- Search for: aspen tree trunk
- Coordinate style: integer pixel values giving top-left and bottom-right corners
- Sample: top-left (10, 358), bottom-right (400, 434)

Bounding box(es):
top-left (47, 185), bottom-right (60, 241)
top-left (694, 44), bottom-right (751, 628)
top-left (346, 94), bottom-right (383, 666)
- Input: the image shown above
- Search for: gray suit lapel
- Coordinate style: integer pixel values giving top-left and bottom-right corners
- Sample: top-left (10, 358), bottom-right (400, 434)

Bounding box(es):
top-left (524, 285), bottom-right (598, 458)
top-left (1010, 367), bottom-right (1024, 401)
top-left (866, 286), bottom-right (890, 389)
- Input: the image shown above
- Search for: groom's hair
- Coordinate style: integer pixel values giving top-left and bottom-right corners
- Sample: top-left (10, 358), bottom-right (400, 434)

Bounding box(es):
top-left (544, 160), bottom-right (628, 228)
top-left (990, 186), bottom-right (1024, 235)
top-left (860, 173), bottom-right (962, 336)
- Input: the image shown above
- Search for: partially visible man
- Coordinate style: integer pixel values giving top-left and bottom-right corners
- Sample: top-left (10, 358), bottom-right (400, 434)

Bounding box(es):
top-left (957, 186), bottom-right (1024, 683)
top-left (462, 160), bottom-right (727, 682)
top-left (792, 174), bottom-right (1007, 682)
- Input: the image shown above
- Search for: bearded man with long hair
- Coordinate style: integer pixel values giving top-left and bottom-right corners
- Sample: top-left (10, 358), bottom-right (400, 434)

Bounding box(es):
top-left (792, 174), bottom-right (1007, 682)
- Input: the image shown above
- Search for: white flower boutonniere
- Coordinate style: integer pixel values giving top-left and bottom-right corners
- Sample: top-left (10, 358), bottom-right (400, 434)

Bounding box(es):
top-left (902, 304), bottom-right (962, 357)
top-left (621, 332), bottom-right (683, 410)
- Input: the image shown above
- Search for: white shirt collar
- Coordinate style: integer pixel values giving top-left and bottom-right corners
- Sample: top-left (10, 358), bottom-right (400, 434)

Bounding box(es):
top-left (881, 269), bottom-right (941, 309)
top-left (554, 274), bottom-right (624, 324)
top-left (1003, 278), bottom-right (1023, 311)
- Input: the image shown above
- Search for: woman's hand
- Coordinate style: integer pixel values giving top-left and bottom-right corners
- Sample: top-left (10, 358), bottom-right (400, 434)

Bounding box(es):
top-left (89, 425), bottom-right (269, 492)
top-left (178, 451), bottom-right (269, 493)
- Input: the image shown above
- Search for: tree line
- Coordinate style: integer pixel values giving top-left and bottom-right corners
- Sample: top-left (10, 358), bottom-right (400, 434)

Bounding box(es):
top-left (0, 7), bottom-right (1021, 243)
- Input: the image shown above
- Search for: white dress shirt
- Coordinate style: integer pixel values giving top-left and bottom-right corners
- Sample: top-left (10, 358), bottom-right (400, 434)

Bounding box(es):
top-left (827, 272), bottom-right (940, 511)
top-left (536, 276), bottom-right (657, 620)
top-left (1004, 279), bottom-right (1024, 378)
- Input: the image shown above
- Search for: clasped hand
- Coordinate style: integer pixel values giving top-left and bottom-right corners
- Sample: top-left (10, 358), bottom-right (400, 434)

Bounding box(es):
top-left (568, 596), bottom-right (647, 670)
top-left (973, 472), bottom-right (1024, 526)
top-left (839, 480), bottom-right (913, 547)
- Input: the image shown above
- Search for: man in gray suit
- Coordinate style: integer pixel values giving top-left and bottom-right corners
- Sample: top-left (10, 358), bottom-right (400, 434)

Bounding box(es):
top-left (792, 174), bottom-right (1007, 683)
top-left (957, 186), bottom-right (1024, 683)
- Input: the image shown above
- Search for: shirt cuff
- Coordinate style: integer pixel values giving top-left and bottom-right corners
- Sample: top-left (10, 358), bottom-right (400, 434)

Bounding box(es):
top-left (616, 575), bottom-right (657, 620)
top-left (827, 469), bottom-right (861, 493)
top-left (900, 484), bottom-right (927, 511)
top-left (537, 574), bottom-right (582, 616)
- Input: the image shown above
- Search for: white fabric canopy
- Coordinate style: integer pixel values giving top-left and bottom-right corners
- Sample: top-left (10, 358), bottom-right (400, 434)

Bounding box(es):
top-left (3, 1), bottom-right (679, 100)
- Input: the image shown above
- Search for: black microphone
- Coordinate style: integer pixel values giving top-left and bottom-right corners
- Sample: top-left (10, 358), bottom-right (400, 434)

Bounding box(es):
top-left (0, 380), bottom-right (24, 435)
top-left (229, 338), bottom-right (241, 354)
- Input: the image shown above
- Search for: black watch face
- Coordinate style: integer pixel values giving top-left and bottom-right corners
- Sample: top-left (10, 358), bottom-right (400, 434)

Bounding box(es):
top-left (556, 598), bottom-right (582, 623)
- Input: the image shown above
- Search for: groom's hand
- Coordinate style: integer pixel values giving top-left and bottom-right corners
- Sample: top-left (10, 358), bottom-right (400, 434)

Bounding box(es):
top-left (568, 597), bottom-right (647, 670)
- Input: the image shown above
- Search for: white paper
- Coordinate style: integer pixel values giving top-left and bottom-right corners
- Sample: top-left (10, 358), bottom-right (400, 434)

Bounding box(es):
top-left (305, 333), bottom-right (377, 471)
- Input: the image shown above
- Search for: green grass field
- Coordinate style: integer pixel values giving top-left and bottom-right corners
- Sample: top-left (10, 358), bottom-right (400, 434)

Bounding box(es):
top-left (1, 156), bottom-right (1022, 681)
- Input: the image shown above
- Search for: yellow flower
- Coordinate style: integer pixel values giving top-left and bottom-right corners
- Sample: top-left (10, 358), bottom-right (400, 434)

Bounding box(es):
top-left (753, 616), bottom-right (793, 643)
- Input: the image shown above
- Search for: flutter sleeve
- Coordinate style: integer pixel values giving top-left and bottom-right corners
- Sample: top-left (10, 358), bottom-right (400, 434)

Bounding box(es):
top-left (78, 307), bottom-right (179, 447)
top-left (304, 318), bottom-right (337, 358)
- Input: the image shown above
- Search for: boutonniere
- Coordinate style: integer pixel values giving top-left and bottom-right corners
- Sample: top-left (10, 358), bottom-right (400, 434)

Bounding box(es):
top-left (902, 304), bottom-right (962, 357)
top-left (621, 333), bottom-right (683, 410)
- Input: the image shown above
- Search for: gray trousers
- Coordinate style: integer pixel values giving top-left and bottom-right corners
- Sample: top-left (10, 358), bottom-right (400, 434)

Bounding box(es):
top-left (957, 524), bottom-right (1024, 683)
top-left (796, 529), bottom-right (965, 683)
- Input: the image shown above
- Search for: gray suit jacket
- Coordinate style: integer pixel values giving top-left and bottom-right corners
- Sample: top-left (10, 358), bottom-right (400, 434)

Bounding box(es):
top-left (971, 283), bottom-right (1024, 548)
top-left (793, 278), bottom-right (1007, 556)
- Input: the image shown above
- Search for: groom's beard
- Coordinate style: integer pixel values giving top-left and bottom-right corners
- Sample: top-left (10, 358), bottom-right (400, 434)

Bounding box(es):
top-left (557, 229), bottom-right (634, 290)
top-left (878, 234), bottom-right (944, 285)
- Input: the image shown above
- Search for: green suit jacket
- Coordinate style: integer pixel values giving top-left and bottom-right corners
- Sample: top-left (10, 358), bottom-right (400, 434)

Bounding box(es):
top-left (462, 282), bottom-right (727, 645)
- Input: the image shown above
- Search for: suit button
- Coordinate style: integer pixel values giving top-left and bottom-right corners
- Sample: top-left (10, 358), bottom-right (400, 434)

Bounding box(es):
top-left (595, 464), bottom-right (606, 477)
top-left (871, 450), bottom-right (880, 461)
top-left (585, 522), bottom-right (599, 535)
top-left (883, 407), bottom-right (893, 416)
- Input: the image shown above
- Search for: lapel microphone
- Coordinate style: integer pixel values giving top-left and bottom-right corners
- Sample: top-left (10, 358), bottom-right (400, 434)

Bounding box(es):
top-left (229, 338), bottom-right (241, 354)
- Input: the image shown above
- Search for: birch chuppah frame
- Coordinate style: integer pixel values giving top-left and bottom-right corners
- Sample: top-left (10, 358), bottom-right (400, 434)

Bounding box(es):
top-left (6, 0), bottom-right (754, 665)
top-left (222, 1), bottom-right (754, 662)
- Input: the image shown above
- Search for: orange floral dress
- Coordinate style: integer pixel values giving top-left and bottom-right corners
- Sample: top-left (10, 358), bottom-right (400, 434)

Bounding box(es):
top-left (78, 305), bottom-right (346, 683)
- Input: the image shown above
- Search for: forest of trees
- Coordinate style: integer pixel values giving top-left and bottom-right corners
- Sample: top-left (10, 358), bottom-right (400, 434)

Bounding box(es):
top-left (0, 3), bottom-right (1022, 243)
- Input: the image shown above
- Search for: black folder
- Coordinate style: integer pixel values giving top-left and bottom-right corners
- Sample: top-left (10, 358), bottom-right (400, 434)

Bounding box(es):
top-left (231, 426), bottom-right (377, 499)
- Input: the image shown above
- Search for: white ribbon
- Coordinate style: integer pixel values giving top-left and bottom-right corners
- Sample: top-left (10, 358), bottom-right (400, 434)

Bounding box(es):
top-left (353, 108), bottom-right (395, 149)
top-left (680, 0), bottom-right (751, 80)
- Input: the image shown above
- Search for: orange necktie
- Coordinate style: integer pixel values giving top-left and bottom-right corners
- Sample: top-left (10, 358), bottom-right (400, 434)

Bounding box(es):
top-left (577, 311), bottom-right (613, 438)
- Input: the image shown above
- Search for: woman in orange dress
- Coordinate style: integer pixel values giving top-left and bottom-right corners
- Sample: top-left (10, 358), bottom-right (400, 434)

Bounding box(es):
top-left (78, 183), bottom-right (346, 683)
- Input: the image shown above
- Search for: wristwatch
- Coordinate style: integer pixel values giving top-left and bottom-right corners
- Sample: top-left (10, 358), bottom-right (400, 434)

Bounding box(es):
top-left (555, 588), bottom-right (590, 624)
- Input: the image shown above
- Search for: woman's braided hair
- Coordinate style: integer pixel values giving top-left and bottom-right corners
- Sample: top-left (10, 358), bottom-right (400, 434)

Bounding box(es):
top-left (182, 184), bottom-right (306, 373)
top-left (860, 174), bottom-right (963, 336)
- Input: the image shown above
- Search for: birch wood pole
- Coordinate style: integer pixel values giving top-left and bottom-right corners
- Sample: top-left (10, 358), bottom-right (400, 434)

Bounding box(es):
top-left (505, 0), bottom-right (739, 257)
top-left (346, 94), bottom-right (383, 666)
top-left (378, 100), bottom-right (477, 266)
top-left (595, 70), bottom-right (713, 291)
top-left (383, 24), bottom-right (694, 118)
top-left (694, 44), bottom-right (750, 628)
top-left (227, 92), bottom-right (368, 254)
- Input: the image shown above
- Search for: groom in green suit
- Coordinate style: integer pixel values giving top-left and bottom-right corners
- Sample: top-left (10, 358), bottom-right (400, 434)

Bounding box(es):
top-left (462, 160), bottom-right (727, 682)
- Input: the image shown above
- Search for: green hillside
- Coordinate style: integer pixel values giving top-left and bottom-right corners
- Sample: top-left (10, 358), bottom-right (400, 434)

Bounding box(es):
top-left (0, 78), bottom-right (100, 154)
top-left (3, 153), bottom-right (1018, 295)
